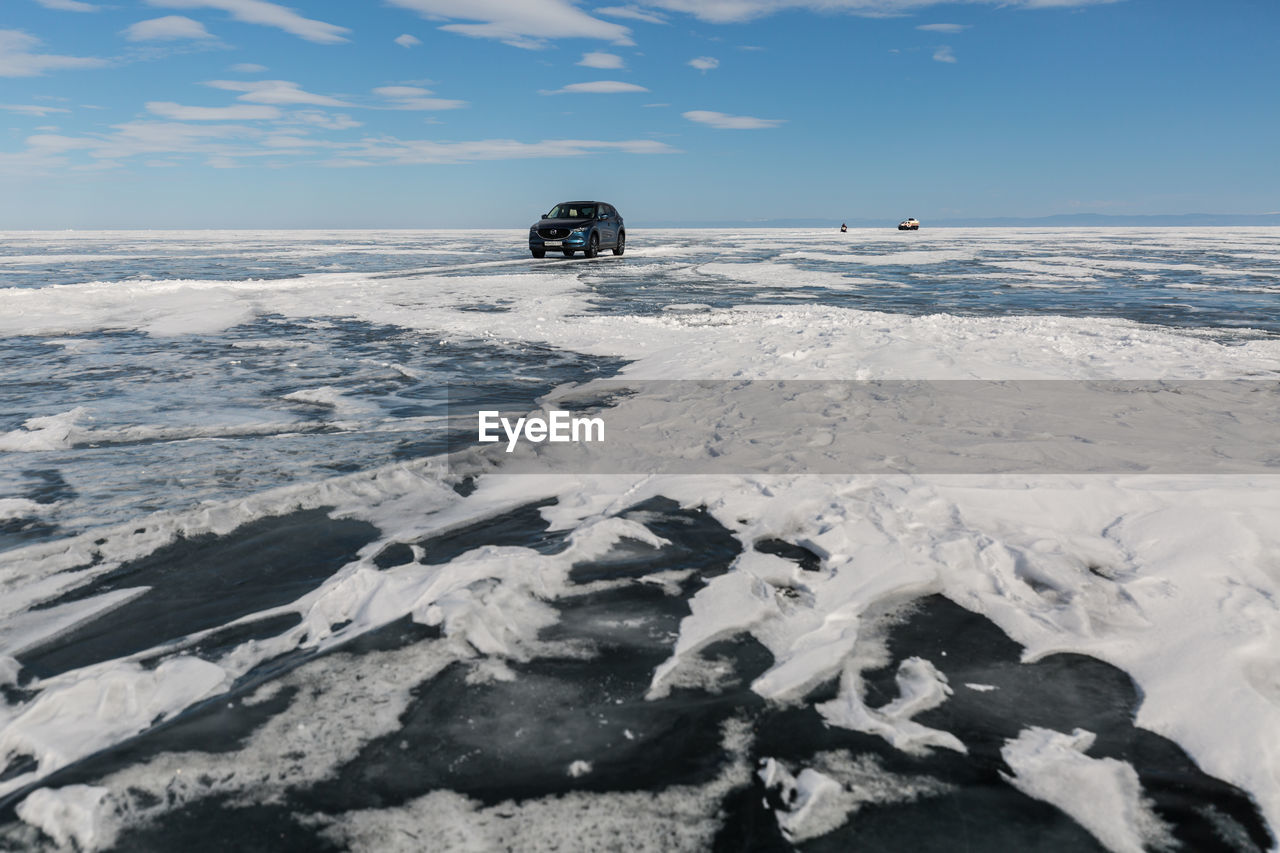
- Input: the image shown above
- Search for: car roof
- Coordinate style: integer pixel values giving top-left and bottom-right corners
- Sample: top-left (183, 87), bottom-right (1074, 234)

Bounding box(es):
top-left (558, 200), bottom-right (603, 205)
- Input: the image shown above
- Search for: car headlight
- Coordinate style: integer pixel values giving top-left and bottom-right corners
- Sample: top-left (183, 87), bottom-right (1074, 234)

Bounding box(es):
top-left (570, 226), bottom-right (589, 234)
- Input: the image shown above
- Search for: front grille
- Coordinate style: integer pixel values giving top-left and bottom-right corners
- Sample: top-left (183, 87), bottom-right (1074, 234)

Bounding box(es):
top-left (538, 228), bottom-right (567, 239)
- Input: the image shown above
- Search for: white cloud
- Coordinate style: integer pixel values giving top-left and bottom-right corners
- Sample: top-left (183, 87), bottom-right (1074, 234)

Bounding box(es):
top-left (383, 0), bottom-right (631, 49)
top-left (578, 51), bottom-right (624, 69)
top-left (540, 80), bottom-right (649, 95)
top-left (144, 0), bottom-right (349, 43)
top-left (688, 56), bottom-right (719, 71)
top-left (0, 120), bottom-right (679, 174)
top-left (917, 22), bottom-right (968, 32)
top-left (205, 79), bottom-right (351, 106)
top-left (595, 5), bottom-right (669, 24)
top-left (230, 62), bottom-right (266, 72)
top-left (394, 33), bottom-right (422, 47)
top-left (0, 29), bottom-right (108, 77)
top-left (0, 103), bottom-right (70, 116)
top-left (33, 0), bottom-right (98, 10)
top-left (683, 109), bottom-right (784, 129)
top-left (373, 86), bottom-right (432, 98)
top-left (200, 80), bottom-right (465, 114)
top-left (373, 86), bottom-right (466, 110)
top-left (23, 133), bottom-right (98, 154)
top-left (124, 16), bottom-right (216, 41)
top-left (25, 122), bottom-right (252, 166)
top-left (933, 45), bottom-right (957, 62)
top-left (639, 0), bottom-right (1121, 23)
top-left (287, 110), bottom-right (361, 130)
top-left (324, 137), bottom-right (678, 166)
top-left (146, 101), bottom-right (281, 120)
top-left (260, 133), bottom-right (328, 149)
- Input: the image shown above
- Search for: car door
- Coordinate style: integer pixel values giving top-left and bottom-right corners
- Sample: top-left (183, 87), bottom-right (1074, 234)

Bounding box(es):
top-left (599, 205), bottom-right (617, 247)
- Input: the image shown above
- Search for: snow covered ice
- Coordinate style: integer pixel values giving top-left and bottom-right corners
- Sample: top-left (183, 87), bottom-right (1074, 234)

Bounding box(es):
top-left (1, 227), bottom-right (1279, 851)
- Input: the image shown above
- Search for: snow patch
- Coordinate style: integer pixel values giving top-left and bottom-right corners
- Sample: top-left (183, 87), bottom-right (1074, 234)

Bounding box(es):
top-left (817, 657), bottom-right (966, 755)
top-left (1000, 727), bottom-right (1176, 853)
top-left (15, 785), bottom-right (110, 851)
top-left (759, 751), bottom-right (953, 843)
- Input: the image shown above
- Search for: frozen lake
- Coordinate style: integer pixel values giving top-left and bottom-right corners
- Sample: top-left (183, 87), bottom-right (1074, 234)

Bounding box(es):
top-left (2, 228), bottom-right (1279, 851)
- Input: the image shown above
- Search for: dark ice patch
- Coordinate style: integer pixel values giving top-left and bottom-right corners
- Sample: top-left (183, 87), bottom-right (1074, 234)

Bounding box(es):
top-left (801, 784), bottom-right (1110, 853)
top-left (569, 496), bottom-right (741, 583)
top-left (181, 612), bottom-right (305, 663)
top-left (0, 755), bottom-right (37, 785)
top-left (0, 469), bottom-right (74, 550)
top-left (850, 595), bottom-right (1271, 853)
top-left (335, 613), bottom-right (441, 656)
top-left (298, 496), bottom-right (750, 811)
top-left (21, 468), bottom-right (77, 505)
top-left (371, 542), bottom-right (414, 570)
top-left (105, 798), bottom-right (342, 853)
top-left (18, 508), bottom-right (378, 679)
top-left (753, 538), bottom-right (822, 572)
top-left (456, 301), bottom-right (514, 313)
top-left (0, 516), bottom-right (59, 551)
top-left (414, 497), bottom-right (565, 565)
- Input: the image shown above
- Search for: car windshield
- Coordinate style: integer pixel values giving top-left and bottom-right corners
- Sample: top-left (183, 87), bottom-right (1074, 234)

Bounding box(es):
top-left (547, 204), bottom-right (596, 219)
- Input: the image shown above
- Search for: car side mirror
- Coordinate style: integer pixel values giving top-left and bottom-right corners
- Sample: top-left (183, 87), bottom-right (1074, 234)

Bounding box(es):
top-left (599, 213), bottom-right (610, 220)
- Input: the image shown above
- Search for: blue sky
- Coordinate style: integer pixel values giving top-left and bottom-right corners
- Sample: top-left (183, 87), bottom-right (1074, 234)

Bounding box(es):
top-left (1, 0), bottom-right (1276, 228)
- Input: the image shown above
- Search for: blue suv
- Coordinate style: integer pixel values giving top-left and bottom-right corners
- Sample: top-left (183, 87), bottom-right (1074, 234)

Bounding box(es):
top-left (529, 201), bottom-right (625, 259)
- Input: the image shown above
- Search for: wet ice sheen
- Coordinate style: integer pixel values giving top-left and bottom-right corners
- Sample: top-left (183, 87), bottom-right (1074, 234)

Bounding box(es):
top-left (1, 228), bottom-right (1279, 851)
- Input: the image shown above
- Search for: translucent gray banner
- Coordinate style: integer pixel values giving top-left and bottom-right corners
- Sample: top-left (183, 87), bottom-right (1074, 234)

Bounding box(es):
top-left (447, 380), bottom-right (1280, 474)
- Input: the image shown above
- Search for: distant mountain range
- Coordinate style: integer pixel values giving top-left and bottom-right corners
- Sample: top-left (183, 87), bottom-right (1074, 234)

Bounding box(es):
top-left (648, 213), bottom-right (1280, 228)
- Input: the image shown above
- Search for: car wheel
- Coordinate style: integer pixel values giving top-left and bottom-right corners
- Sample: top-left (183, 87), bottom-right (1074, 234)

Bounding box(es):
top-left (612, 231), bottom-right (625, 256)
top-left (531, 249), bottom-right (545, 258)
top-left (585, 233), bottom-right (599, 258)
top-left (563, 249), bottom-right (574, 257)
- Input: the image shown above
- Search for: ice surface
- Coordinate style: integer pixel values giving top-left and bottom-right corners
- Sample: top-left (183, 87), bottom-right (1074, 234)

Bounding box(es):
top-left (314, 718), bottom-right (754, 853)
top-left (693, 261), bottom-right (863, 290)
